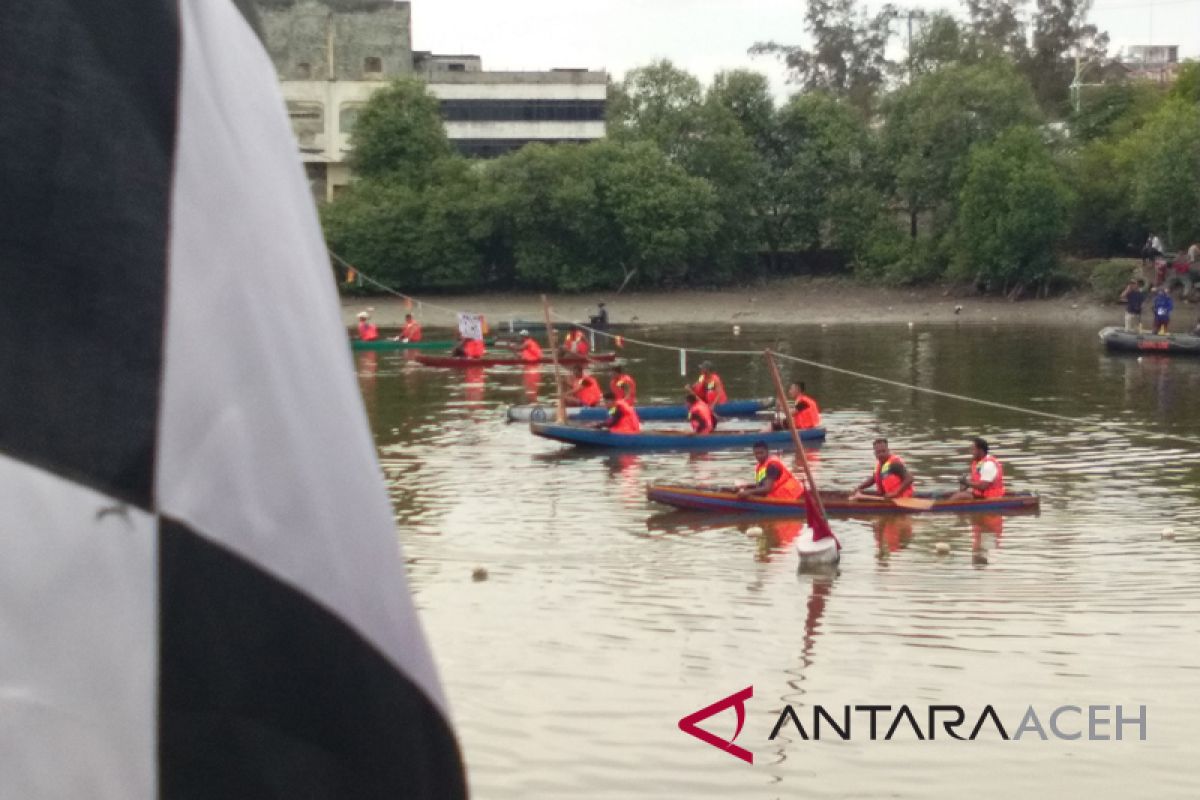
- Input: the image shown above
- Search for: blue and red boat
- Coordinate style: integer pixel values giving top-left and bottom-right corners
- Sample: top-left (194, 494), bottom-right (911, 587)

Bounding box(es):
top-left (530, 423), bottom-right (825, 451)
top-left (646, 484), bottom-right (1040, 516)
top-left (507, 397), bottom-right (774, 423)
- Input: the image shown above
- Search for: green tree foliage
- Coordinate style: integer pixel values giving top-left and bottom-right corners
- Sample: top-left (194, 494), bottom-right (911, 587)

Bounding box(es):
top-left (1063, 140), bottom-right (1137, 256)
top-left (1071, 82), bottom-right (1164, 142)
top-left (953, 127), bottom-right (1073, 292)
top-left (964, 0), bottom-right (1028, 61)
top-left (882, 61), bottom-right (1041, 242)
top-left (346, 78), bottom-right (453, 185)
top-left (751, 0), bottom-right (897, 113)
top-left (1024, 0), bottom-right (1109, 117)
top-left (907, 12), bottom-right (975, 76)
top-left (607, 60), bottom-right (704, 160)
top-left (1116, 100), bottom-right (1200, 247)
top-left (487, 141), bottom-right (720, 291)
top-left (1169, 62), bottom-right (1200, 105)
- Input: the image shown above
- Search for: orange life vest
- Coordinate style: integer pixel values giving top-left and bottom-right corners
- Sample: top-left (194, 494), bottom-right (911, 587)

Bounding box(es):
top-left (463, 338), bottom-right (485, 359)
top-left (611, 374), bottom-right (637, 403)
top-left (873, 454), bottom-right (914, 498)
top-left (969, 455), bottom-right (1005, 499)
top-left (400, 321), bottom-right (422, 342)
top-left (608, 399), bottom-right (641, 433)
top-left (693, 373), bottom-right (727, 406)
top-left (755, 456), bottom-right (804, 500)
top-left (358, 321), bottom-right (378, 341)
top-left (574, 375), bottom-right (602, 407)
top-left (564, 331), bottom-right (589, 356)
top-left (520, 338), bottom-right (543, 363)
top-left (688, 400), bottom-right (715, 434)
top-left (793, 394), bottom-right (821, 429)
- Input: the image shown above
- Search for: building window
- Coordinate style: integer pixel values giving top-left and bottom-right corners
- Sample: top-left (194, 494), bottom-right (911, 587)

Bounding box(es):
top-left (453, 139), bottom-right (592, 159)
top-left (438, 99), bottom-right (606, 123)
top-left (364, 56), bottom-right (382, 74)
top-left (339, 104), bottom-right (364, 134)
top-left (296, 62), bottom-right (311, 79)
top-left (448, 63), bottom-right (466, 72)
top-left (286, 101), bottom-right (324, 149)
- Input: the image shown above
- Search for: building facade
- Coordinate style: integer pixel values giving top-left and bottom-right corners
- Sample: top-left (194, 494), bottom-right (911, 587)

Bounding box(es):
top-left (255, 0), bottom-right (607, 202)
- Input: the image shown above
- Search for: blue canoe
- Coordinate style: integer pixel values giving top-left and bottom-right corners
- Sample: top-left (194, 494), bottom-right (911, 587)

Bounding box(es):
top-left (506, 397), bottom-right (774, 423)
top-left (529, 423), bottom-right (826, 451)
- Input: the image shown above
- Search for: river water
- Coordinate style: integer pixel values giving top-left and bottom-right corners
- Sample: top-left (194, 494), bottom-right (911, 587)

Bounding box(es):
top-left (356, 322), bottom-right (1200, 799)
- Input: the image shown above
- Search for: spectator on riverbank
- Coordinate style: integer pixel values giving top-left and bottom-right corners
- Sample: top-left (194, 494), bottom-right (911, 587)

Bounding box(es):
top-left (1120, 279), bottom-right (1145, 332)
top-left (1153, 287), bottom-right (1174, 334)
top-left (1142, 233), bottom-right (1164, 268)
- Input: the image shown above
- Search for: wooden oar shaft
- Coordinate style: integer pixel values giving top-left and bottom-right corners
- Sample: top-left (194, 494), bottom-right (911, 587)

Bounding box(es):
top-left (542, 295), bottom-right (566, 424)
top-left (764, 350), bottom-right (829, 521)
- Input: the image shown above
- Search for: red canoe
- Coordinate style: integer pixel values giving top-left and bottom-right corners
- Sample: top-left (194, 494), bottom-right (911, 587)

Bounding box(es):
top-left (414, 352), bottom-right (618, 368)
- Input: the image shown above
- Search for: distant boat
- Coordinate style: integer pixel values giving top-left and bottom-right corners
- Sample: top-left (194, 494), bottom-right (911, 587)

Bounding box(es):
top-left (415, 352), bottom-right (618, 368)
top-left (350, 338), bottom-right (489, 352)
top-left (530, 423), bottom-right (825, 451)
top-left (506, 397), bottom-right (774, 423)
top-left (646, 484), bottom-right (1040, 516)
top-left (1099, 326), bottom-right (1200, 356)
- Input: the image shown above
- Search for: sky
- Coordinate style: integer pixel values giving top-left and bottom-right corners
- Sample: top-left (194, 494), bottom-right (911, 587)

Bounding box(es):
top-left (410, 0), bottom-right (1200, 97)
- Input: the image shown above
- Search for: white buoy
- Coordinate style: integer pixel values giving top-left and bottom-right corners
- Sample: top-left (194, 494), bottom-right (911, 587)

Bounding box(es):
top-left (907, 321), bottom-right (914, 328)
top-left (935, 542), bottom-right (951, 555)
top-left (1161, 528), bottom-right (1176, 540)
top-left (796, 527), bottom-right (840, 570)
top-left (733, 325), bottom-right (741, 335)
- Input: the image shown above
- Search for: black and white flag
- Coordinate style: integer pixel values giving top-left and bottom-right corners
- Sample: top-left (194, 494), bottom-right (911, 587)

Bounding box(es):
top-left (0, 1), bottom-right (466, 797)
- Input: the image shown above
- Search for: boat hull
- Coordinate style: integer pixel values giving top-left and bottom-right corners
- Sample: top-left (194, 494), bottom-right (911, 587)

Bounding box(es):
top-left (507, 397), bottom-right (775, 423)
top-left (530, 424), bottom-right (825, 450)
top-left (646, 484), bottom-right (1041, 516)
top-left (415, 352), bottom-right (618, 368)
top-left (351, 339), bottom-right (482, 352)
top-left (1099, 326), bottom-right (1200, 355)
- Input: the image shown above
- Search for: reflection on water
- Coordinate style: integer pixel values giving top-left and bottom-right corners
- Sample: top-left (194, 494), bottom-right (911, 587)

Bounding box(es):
top-left (362, 323), bottom-right (1200, 799)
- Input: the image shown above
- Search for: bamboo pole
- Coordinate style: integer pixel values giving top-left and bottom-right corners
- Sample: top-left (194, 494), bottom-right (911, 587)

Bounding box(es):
top-left (542, 295), bottom-right (566, 424)
top-left (764, 350), bottom-right (828, 520)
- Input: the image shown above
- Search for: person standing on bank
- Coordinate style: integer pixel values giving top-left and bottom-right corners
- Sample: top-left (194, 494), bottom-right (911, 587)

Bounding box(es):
top-left (1153, 286), bottom-right (1174, 335)
top-left (1120, 279), bottom-right (1145, 332)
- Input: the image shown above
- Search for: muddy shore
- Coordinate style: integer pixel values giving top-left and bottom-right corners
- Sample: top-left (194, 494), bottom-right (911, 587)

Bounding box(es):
top-left (340, 275), bottom-right (1159, 331)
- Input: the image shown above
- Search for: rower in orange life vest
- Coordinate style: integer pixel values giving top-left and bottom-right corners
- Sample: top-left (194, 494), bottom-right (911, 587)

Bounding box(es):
top-left (610, 365), bottom-right (637, 404)
top-left (451, 335), bottom-right (485, 359)
top-left (598, 391), bottom-right (641, 433)
top-left (515, 330), bottom-right (543, 363)
top-left (398, 313), bottom-right (422, 342)
top-left (561, 326), bottom-right (590, 357)
top-left (737, 441), bottom-right (804, 500)
top-left (949, 437), bottom-right (1005, 500)
top-left (691, 361), bottom-right (727, 406)
top-left (685, 392), bottom-right (716, 435)
top-left (851, 438), bottom-right (915, 500)
top-left (356, 310), bottom-right (378, 342)
top-left (789, 381), bottom-right (820, 428)
top-left (565, 364), bottom-right (603, 407)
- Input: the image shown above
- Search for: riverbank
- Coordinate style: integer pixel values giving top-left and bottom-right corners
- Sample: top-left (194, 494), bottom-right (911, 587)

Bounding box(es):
top-left (341, 275), bottom-right (1149, 330)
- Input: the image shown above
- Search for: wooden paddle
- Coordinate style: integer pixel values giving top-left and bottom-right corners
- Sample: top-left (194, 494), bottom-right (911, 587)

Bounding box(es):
top-left (764, 351), bottom-right (828, 520)
top-left (854, 493), bottom-right (935, 511)
top-left (542, 295), bottom-right (566, 424)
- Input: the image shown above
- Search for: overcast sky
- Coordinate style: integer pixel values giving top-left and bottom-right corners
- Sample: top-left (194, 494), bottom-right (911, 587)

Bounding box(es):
top-left (411, 0), bottom-right (1200, 97)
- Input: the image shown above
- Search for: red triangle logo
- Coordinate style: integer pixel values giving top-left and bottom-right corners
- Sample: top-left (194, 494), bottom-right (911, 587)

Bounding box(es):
top-left (678, 686), bottom-right (755, 764)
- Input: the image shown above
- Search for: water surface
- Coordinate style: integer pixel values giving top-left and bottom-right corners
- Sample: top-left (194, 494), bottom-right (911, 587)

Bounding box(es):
top-left (359, 322), bottom-right (1200, 799)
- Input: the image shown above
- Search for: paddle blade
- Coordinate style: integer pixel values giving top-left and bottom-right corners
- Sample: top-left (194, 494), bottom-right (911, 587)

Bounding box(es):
top-left (804, 490), bottom-right (841, 550)
top-left (892, 497), bottom-right (935, 511)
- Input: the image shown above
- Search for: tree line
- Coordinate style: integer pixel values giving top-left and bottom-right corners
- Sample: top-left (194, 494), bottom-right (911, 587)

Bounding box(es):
top-left (322, 0), bottom-right (1200, 295)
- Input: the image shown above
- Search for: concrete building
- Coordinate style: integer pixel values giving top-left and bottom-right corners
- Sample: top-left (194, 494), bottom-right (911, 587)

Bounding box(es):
top-left (254, 0), bottom-right (607, 202)
top-left (1121, 45), bottom-right (1182, 85)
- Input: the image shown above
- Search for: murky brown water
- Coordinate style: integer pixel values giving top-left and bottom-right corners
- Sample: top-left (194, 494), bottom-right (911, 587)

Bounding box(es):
top-left (358, 322), bottom-right (1200, 799)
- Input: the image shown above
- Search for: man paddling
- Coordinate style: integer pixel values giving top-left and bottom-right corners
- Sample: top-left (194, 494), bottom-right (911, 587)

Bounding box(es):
top-left (565, 365), bottom-right (603, 407)
top-left (772, 380), bottom-right (821, 430)
top-left (691, 361), bottom-right (728, 406)
top-left (356, 310), bottom-right (378, 342)
top-left (399, 313), bottom-right (422, 342)
top-left (561, 326), bottom-right (590, 357)
top-left (685, 392), bottom-right (716, 435)
top-left (515, 330), bottom-right (543, 363)
top-left (949, 437), bottom-right (1005, 500)
top-left (598, 391), bottom-right (641, 433)
top-left (610, 365), bottom-right (637, 404)
top-left (451, 335), bottom-right (485, 359)
top-left (851, 438), bottom-right (915, 500)
top-left (738, 441), bottom-right (804, 500)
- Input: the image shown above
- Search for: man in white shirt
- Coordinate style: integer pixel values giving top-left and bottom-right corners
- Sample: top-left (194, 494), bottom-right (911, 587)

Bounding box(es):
top-left (950, 437), bottom-right (1006, 500)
